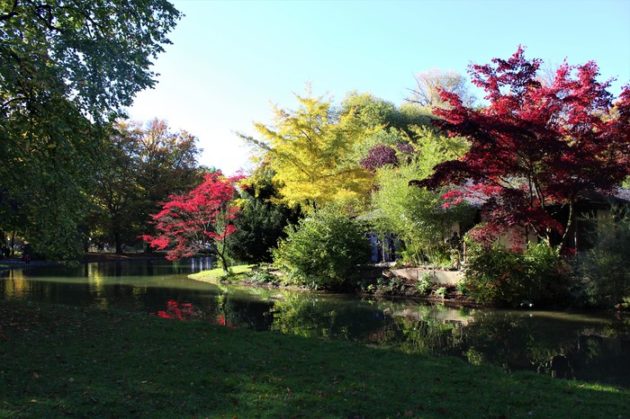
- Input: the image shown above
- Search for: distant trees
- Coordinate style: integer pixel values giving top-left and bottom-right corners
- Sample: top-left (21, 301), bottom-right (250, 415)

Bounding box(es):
top-left (408, 69), bottom-right (475, 108)
top-left (90, 120), bottom-right (201, 253)
top-left (0, 0), bottom-right (180, 259)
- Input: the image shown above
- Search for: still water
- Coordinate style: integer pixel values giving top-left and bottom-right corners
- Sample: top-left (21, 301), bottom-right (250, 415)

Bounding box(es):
top-left (1, 259), bottom-right (629, 388)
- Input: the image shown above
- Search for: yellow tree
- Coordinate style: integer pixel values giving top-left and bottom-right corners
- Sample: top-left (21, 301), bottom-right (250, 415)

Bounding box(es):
top-left (241, 95), bottom-right (374, 211)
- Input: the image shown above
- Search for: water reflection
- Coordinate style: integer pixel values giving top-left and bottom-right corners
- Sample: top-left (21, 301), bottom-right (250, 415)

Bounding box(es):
top-left (1, 260), bottom-right (629, 387)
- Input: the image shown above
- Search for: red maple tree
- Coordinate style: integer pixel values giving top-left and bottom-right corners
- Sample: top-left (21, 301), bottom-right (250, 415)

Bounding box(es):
top-left (143, 171), bottom-right (241, 270)
top-left (413, 47), bottom-right (629, 251)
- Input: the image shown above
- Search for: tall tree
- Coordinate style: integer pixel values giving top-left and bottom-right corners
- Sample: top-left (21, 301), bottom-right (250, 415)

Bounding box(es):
top-left (0, 0), bottom-right (180, 119)
top-left (143, 171), bottom-right (240, 271)
top-left (91, 119), bottom-right (200, 254)
top-left (0, 0), bottom-right (180, 258)
top-left (413, 47), bottom-right (630, 251)
top-left (373, 128), bottom-right (472, 264)
top-left (240, 95), bottom-right (374, 211)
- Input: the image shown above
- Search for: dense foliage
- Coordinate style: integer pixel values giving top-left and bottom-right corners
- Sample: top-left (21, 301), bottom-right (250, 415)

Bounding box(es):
top-left (90, 120), bottom-right (200, 253)
top-left (576, 209), bottom-right (630, 308)
top-left (273, 209), bottom-right (370, 290)
top-left (372, 128), bottom-right (473, 264)
top-left (143, 171), bottom-right (240, 270)
top-left (463, 242), bottom-right (569, 307)
top-left (0, 0), bottom-right (180, 259)
top-left (360, 144), bottom-right (399, 171)
top-left (415, 47), bottom-right (630, 251)
top-left (226, 165), bottom-right (299, 263)
top-left (240, 95), bottom-right (374, 211)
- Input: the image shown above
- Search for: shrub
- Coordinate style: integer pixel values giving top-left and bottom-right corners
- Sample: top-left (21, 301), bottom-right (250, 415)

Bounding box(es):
top-left (249, 265), bottom-right (279, 285)
top-left (272, 209), bottom-right (370, 290)
top-left (576, 209), bottom-right (630, 308)
top-left (463, 241), bottom-right (569, 307)
top-left (416, 272), bottom-right (434, 295)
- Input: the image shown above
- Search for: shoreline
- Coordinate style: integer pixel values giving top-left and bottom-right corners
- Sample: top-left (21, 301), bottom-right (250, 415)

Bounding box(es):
top-left (186, 267), bottom-right (485, 309)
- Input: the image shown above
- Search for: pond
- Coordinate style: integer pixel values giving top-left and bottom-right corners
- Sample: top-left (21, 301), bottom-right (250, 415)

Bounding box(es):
top-left (1, 259), bottom-right (629, 388)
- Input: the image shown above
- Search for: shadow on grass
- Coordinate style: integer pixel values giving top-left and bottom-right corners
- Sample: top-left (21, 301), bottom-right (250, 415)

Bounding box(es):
top-left (0, 301), bottom-right (627, 418)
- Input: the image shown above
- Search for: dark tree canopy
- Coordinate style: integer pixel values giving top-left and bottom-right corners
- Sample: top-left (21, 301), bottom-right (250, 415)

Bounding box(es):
top-left (0, 0), bottom-right (180, 259)
top-left (0, 0), bottom-right (180, 119)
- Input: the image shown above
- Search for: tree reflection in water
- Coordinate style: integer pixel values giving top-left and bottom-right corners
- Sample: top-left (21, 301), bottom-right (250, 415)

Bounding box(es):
top-left (3, 261), bottom-right (628, 387)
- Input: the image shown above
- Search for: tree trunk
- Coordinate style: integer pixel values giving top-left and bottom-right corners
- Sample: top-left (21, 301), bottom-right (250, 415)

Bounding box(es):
top-left (558, 202), bottom-right (574, 254)
top-left (114, 232), bottom-right (123, 255)
top-left (217, 247), bottom-right (228, 273)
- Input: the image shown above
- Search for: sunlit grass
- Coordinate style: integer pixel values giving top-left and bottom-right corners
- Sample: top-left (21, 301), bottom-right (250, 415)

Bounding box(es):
top-left (188, 264), bottom-right (254, 283)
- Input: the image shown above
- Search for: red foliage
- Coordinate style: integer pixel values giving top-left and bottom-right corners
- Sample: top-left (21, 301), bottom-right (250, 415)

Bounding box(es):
top-left (143, 171), bottom-right (241, 261)
top-left (416, 47), bottom-right (629, 248)
top-left (360, 144), bottom-right (399, 171)
top-left (156, 300), bottom-right (198, 320)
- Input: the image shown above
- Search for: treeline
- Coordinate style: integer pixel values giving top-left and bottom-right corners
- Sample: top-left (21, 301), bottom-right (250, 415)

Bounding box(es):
top-left (143, 49), bottom-right (628, 309)
top-left (0, 0), bottom-right (182, 259)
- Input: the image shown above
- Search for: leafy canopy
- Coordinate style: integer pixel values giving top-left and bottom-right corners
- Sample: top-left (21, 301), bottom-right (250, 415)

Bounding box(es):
top-left (0, 0), bottom-right (180, 258)
top-left (241, 95), bottom-right (374, 211)
top-left (90, 119), bottom-right (200, 253)
top-left (415, 46), bottom-right (630, 249)
top-left (143, 171), bottom-right (240, 270)
top-left (373, 128), bottom-right (472, 264)
top-left (273, 208), bottom-right (370, 290)
top-left (0, 0), bottom-right (180, 120)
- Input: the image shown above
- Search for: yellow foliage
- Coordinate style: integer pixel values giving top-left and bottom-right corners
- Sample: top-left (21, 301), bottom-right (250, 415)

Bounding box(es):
top-left (244, 95), bottom-right (375, 211)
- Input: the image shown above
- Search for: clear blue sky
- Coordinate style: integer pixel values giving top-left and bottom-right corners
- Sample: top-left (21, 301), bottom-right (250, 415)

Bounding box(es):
top-left (128, 0), bottom-right (630, 174)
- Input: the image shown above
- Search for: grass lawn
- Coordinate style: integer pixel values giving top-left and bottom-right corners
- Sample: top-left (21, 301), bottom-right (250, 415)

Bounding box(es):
top-left (188, 264), bottom-right (254, 283)
top-left (0, 301), bottom-right (628, 418)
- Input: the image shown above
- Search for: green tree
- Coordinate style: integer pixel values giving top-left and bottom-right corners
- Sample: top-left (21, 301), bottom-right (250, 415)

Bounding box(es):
top-left (0, 0), bottom-right (180, 259)
top-left (0, 0), bottom-right (180, 119)
top-left (90, 119), bottom-right (200, 254)
top-left (371, 128), bottom-right (472, 264)
top-left (273, 208), bottom-right (370, 290)
top-left (341, 92), bottom-right (434, 134)
top-left (577, 209), bottom-right (630, 308)
top-left (227, 164), bottom-right (300, 263)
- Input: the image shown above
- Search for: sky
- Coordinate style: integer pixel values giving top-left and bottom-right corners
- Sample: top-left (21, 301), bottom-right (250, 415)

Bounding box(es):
top-left (127, 0), bottom-right (630, 175)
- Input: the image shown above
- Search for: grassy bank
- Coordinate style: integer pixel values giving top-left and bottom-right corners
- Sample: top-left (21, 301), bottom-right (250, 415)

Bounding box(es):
top-left (188, 264), bottom-right (254, 283)
top-left (0, 301), bottom-right (628, 418)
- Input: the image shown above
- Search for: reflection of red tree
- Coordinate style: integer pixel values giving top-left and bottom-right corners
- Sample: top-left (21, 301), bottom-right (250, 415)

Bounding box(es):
top-left (155, 300), bottom-right (236, 328)
top-left (214, 314), bottom-right (235, 329)
top-left (156, 300), bottom-right (197, 320)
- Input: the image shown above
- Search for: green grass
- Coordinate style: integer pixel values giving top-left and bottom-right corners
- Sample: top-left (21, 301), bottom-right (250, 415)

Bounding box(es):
top-left (188, 264), bottom-right (254, 283)
top-left (0, 301), bottom-right (628, 418)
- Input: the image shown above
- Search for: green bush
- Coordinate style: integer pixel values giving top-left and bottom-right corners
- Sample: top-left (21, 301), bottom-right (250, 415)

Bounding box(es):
top-left (463, 242), bottom-right (569, 307)
top-left (576, 210), bottom-right (630, 308)
top-left (273, 209), bottom-right (370, 290)
top-left (416, 272), bottom-right (434, 295)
